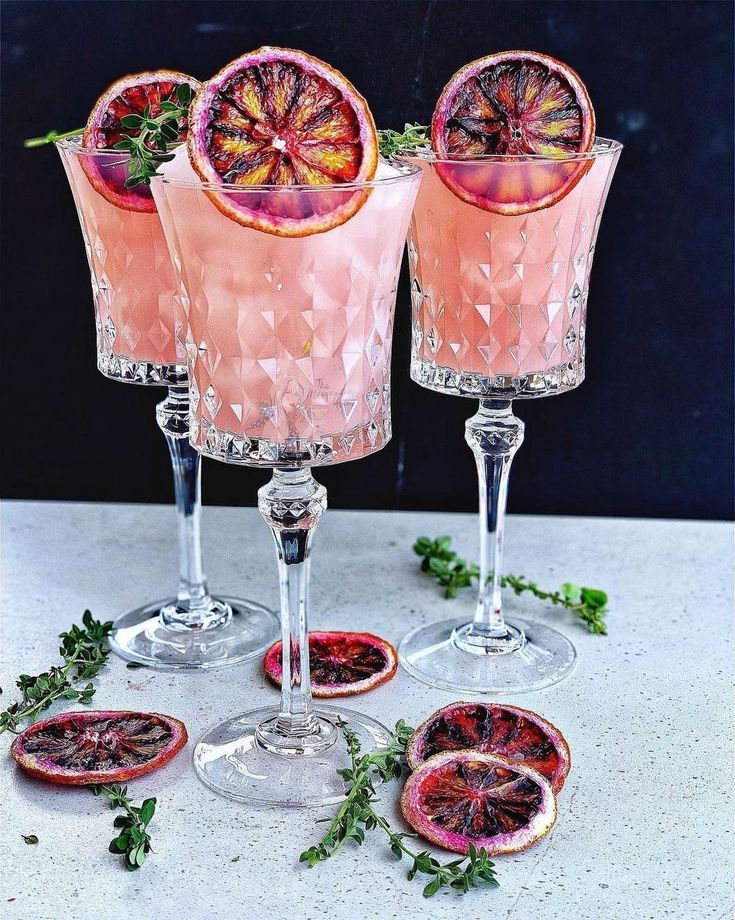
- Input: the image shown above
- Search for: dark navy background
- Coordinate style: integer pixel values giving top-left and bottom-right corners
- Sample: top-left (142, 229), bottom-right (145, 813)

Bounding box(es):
top-left (2, 1), bottom-right (733, 519)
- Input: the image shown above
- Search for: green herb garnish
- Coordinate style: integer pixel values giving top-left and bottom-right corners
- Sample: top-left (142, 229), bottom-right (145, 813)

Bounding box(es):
top-left (24, 128), bottom-right (85, 148)
top-left (21, 834), bottom-right (39, 845)
top-left (24, 82), bottom-right (193, 188)
top-left (111, 83), bottom-right (193, 187)
top-left (300, 718), bottom-right (499, 898)
top-left (0, 611), bottom-right (113, 735)
top-left (92, 784), bottom-right (156, 871)
top-left (414, 535), bottom-right (609, 634)
top-left (378, 123), bottom-right (431, 157)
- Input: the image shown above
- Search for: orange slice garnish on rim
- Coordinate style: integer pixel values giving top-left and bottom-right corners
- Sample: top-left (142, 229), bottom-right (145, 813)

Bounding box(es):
top-left (431, 50), bottom-right (596, 215)
top-left (82, 70), bottom-right (200, 212)
top-left (187, 46), bottom-right (379, 236)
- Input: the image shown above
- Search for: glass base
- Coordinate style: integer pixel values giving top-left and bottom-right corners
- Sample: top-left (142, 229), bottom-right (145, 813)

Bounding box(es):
top-left (109, 596), bottom-right (278, 670)
top-left (399, 616), bottom-right (576, 693)
top-left (193, 704), bottom-right (392, 807)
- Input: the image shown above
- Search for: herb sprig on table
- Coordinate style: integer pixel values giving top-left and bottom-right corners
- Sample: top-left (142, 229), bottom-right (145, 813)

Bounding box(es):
top-left (414, 535), bottom-right (609, 634)
top-left (0, 610), bottom-right (112, 734)
top-left (301, 718), bottom-right (499, 898)
top-left (93, 784), bottom-right (157, 871)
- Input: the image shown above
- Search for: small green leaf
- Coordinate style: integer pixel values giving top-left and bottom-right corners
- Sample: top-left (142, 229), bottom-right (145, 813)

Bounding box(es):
top-left (176, 83), bottom-right (193, 105)
top-left (581, 587), bottom-right (608, 608)
top-left (560, 581), bottom-right (582, 604)
top-left (423, 876), bottom-right (442, 897)
top-left (21, 834), bottom-right (39, 845)
top-left (139, 799), bottom-right (156, 826)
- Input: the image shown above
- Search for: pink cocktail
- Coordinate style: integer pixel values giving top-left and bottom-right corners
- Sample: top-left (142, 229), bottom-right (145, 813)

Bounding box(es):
top-left (155, 154), bottom-right (420, 467)
top-left (58, 142), bottom-right (184, 381)
top-left (397, 140), bottom-right (621, 694)
top-left (153, 158), bottom-right (421, 806)
top-left (56, 138), bottom-right (277, 669)
top-left (406, 141), bottom-right (620, 396)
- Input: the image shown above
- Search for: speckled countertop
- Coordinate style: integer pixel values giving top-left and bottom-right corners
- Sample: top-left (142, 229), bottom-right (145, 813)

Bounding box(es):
top-left (1, 501), bottom-right (732, 920)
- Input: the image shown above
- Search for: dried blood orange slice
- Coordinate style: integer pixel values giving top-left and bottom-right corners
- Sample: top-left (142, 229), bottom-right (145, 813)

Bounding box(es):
top-left (11, 710), bottom-right (188, 785)
top-left (82, 70), bottom-right (200, 212)
top-left (187, 46), bottom-right (379, 236)
top-left (263, 631), bottom-right (397, 697)
top-left (431, 51), bottom-right (595, 215)
top-left (401, 750), bottom-right (557, 855)
top-left (406, 702), bottom-right (570, 793)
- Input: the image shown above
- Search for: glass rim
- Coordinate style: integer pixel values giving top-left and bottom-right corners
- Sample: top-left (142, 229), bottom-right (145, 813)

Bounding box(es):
top-left (153, 159), bottom-right (422, 192)
top-left (56, 135), bottom-right (422, 191)
top-left (397, 136), bottom-right (622, 164)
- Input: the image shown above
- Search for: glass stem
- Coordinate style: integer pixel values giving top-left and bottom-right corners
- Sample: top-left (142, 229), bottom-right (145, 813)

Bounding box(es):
top-left (458, 399), bottom-right (525, 652)
top-left (256, 469), bottom-right (336, 754)
top-left (157, 386), bottom-right (221, 627)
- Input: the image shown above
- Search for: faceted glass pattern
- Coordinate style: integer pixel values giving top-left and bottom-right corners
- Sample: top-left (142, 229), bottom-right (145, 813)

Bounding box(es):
top-left (58, 140), bottom-right (186, 385)
top-left (153, 167), bottom-right (421, 467)
top-left (403, 140), bottom-right (621, 399)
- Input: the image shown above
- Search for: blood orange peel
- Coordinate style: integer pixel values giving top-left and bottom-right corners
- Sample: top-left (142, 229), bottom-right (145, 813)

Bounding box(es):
top-left (431, 50), bottom-right (596, 215)
top-left (186, 46), bottom-right (379, 236)
top-left (406, 701), bottom-right (570, 793)
top-left (263, 631), bottom-right (397, 697)
top-left (401, 749), bottom-right (557, 856)
top-left (11, 710), bottom-right (188, 785)
top-left (82, 70), bottom-right (200, 212)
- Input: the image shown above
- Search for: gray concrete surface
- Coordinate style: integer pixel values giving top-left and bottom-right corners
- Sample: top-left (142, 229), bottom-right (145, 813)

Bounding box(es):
top-left (1, 500), bottom-right (732, 920)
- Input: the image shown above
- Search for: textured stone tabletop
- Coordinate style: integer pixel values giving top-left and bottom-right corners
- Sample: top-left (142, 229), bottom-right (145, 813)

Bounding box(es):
top-left (1, 500), bottom-right (733, 920)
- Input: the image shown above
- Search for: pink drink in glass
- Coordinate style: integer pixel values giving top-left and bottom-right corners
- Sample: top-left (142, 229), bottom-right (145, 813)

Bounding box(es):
top-left (58, 140), bottom-right (184, 381)
top-left (405, 141), bottom-right (621, 397)
top-left (154, 154), bottom-right (421, 465)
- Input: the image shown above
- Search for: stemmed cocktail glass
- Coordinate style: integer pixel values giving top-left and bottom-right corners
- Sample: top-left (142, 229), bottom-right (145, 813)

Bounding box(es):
top-left (153, 162), bottom-right (421, 805)
top-left (57, 138), bottom-right (278, 668)
top-left (397, 140), bottom-right (621, 693)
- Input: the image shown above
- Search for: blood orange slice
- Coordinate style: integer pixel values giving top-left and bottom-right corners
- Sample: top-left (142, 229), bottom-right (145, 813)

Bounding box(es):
top-left (406, 702), bottom-right (570, 793)
top-left (82, 70), bottom-right (200, 212)
top-left (431, 51), bottom-right (595, 215)
top-left (263, 631), bottom-right (397, 697)
top-left (187, 46), bottom-right (379, 236)
top-left (11, 710), bottom-right (188, 785)
top-left (401, 750), bottom-right (557, 856)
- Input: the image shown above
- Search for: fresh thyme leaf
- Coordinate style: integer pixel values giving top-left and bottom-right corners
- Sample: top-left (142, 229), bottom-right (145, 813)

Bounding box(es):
top-left (300, 719), bottom-right (499, 897)
top-left (378, 123), bottom-right (431, 157)
top-left (21, 834), bottom-right (39, 845)
top-left (414, 535), bottom-right (609, 634)
top-left (0, 611), bottom-right (113, 735)
top-left (92, 784), bottom-right (156, 871)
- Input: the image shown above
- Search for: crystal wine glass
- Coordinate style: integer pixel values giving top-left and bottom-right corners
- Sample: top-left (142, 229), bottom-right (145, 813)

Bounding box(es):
top-left (153, 160), bottom-right (421, 805)
top-left (57, 138), bottom-right (278, 668)
top-left (397, 139), bottom-right (621, 693)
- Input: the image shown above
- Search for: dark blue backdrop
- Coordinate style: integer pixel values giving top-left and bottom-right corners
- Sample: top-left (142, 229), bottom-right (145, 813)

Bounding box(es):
top-left (1, 0), bottom-right (733, 519)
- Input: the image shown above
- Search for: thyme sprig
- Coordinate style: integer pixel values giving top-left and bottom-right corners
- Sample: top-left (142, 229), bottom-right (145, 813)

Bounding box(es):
top-left (111, 83), bottom-right (193, 187)
top-left (414, 535), bottom-right (609, 634)
top-left (300, 718), bottom-right (499, 898)
top-left (92, 784), bottom-right (156, 871)
top-left (0, 610), bottom-right (113, 734)
top-left (24, 128), bottom-right (85, 148)
top-left (378, 123), bottom-right (431, 157)
top-left (24, 82), bottom-right (193, 188)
